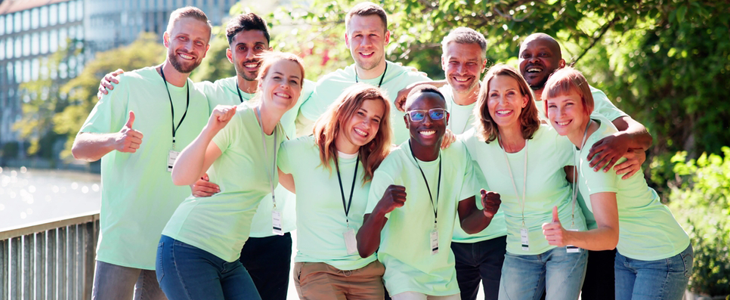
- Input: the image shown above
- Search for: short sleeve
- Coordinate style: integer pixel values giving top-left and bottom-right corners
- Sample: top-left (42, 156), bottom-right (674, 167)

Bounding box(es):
top-left (78, 77), bottom-right (129, 134)
top-left (299, 80), bottom-right (327, 121)
top-left (366, 170), bottom-right (396, 217)
top-left (590, 86), bottom-right (627, 122)
top-left (458, 146), bottom-right (477, 201)
top-left (277, 140), bottom-right (295, 174)
top-left (211, 111), bottom-right (239, 153)
top-left (581, 155), bottom-right (620, 195)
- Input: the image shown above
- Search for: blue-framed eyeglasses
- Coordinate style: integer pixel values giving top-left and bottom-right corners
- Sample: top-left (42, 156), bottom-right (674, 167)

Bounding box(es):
top-left (406, 108), bottom-right (448, 122)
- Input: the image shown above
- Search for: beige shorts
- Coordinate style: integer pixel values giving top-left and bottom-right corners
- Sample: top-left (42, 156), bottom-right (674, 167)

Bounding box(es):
top-left (293, 260), bottom-right (386, 300)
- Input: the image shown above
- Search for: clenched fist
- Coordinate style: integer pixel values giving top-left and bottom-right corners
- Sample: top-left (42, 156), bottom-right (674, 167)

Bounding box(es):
top-left (376, 185), bottom-right (407, 215)
top-left (480, 189), bottom-right (501, 218)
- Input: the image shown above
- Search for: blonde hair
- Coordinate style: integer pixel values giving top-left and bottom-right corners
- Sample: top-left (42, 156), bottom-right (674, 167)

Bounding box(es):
top-left (166, 7), bottom-right (212, 35)
top-left (474, 64), bottom-right (540, 143)
top-left (542, 67), bottom-right (594, 118)
top-left (313, 84), bottom-right (392, 183)
top-left (345, 2), bottom-right (388, 32)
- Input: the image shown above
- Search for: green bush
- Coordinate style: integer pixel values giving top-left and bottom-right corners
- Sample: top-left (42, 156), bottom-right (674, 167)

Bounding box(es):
top-left (669, 147), bottom-right (730, 296)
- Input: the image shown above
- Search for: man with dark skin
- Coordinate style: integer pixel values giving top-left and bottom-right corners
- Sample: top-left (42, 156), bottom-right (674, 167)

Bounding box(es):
top-left (519, 32), bottom-right (653, 300)
top-left (357, 86), bottom-right (501, 299)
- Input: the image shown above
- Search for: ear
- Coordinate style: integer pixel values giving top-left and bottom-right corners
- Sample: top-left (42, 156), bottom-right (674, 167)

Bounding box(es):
top-left (522, 94), bottom-right (529, 108)
top-left (445, 111), bottom-right (451, 126)
top-left (163, 32), bottom-right (170, 48)
top-left (345, 33), bottom-right (351, 49)
top-left (481, 58), bottom-right (487, 73)
top-left (226, 48), bottom-right (233, 63)
top-left (203, 44), bottom-right (210, 59)
top-left (404, 115), bottom-right (410, 129)
top-left (384, 30), bottom-right (391, 45)
top-left (441, 55), bottom-right (447, 72)
top-left (558, 58), bottom-right (566, 69)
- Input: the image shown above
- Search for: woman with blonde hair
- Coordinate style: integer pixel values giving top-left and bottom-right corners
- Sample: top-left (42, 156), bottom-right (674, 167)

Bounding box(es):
top-left (156, 51), bottom-right (305, 300)
top-left (460, 64), bottom-right (587, 299)
top-left (542, 67), bottom-right (691, 300)
top-left (277, 84), bottom-right (392, 299)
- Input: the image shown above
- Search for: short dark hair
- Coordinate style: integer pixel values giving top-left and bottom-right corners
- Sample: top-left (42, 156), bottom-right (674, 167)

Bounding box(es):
top-left (226, 13), bottom-right (270, 45)
top-left (345, 2), bottom-right (388, 32)
top-left (405, 85), bottom-right (446, 110)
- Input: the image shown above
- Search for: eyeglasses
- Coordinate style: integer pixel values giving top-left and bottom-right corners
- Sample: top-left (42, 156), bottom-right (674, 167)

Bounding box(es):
top-left (406, 108), bottom-right (448, 122)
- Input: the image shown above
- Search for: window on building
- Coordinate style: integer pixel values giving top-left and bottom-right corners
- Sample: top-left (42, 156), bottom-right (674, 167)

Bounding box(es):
top-left (14, 12), bottom-right (21, 33)
top-left (76, 54), bottom-right (84, 75)
top-left (14, 37), bottom-right (21, 58)
top-left (22, 11), bottom-right (30, 31)
top-left (31, 8), bottom-right (40, 29)
top-left (5, 14), bottom-right (12, 34)
top-left (5, 38), bottom-right (11, 58)
top-left (6, 63), bottom-right (12, 84)
top-left (50, 5), bottom-right (58, 26)
top-left (15, 60), bottom-right (22, 84)
top-left (59, 61), bottom-right (67, 79)
top-left (23, 34), bottom-right (30, 57)
top-left (40, 6), bottom-right (49, 28)
top-left (50, 30), bottom-right (58, 52)
top-left (32, 33), bottom-right (39, 55)
top-left (69, 1), bottom-right (76, 22)
top-left (59, 28), bottom-right (68, 48)
top-left (76, 25), bottom-right (84, 40)
top-left (59, 2), bottom-right (68, 24)
top-left (40, 31), bottom-right (49, 54)
top-left (31, 58), bottom-right (39, 81)
top-left (78, 0), bottom-right (84, 19)
top-left (23, 60), bottom-right (30, 82)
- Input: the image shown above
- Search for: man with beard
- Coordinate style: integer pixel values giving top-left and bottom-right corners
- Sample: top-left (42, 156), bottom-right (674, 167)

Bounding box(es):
top-left (96, 13), bottom-right (312, 300)
top-left (518, 32), bottom-right (653, 300)
top-left (72, 7), bottom-right (212, 300)
top-left (296, 2), bottom-right (430, 143)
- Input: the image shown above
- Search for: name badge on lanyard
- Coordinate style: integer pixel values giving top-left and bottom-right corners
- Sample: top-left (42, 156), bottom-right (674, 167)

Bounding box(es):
top-left (343, 228), bottom-right (358, 255)
top-left (430, 222), bottom-right (439, 255)
top-left (520, 227), bottom-right (530, 251)
top-left (167, 150), bottom-right (179, 172)
top-left (566, 228), bottom-right (581, 253)
top-left (272, 209), bottom-right (283, 236)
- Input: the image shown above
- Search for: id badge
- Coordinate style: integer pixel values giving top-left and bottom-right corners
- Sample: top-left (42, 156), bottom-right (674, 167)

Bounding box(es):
top-left (343, 228), bottom-right (358, 255)
top-left (520, 227), bottom-right (530, 251)
top-left (167, 150), bottom-right (180, 172)
top-left (271, 210), bottom-right (284, 236)
top-left (430, 224), bottom-right (439, 255)
top-left (566, 229), bottom-right (581, 253)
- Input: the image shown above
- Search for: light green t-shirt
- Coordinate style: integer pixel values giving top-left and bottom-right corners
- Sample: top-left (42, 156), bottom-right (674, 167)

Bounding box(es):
top-left (366, 141), bottom-right (475, 296)
top-left (442, 85), bottom-right (509, 244)
top-left (195, 77), bottom-right (313, 237)
top-left (278, 136), bottom-right (377, 270)
top-left (576, 116), bottom-right (690, 260)
top-left (299, 61), bottom-right (430, 144)
top-left (462, 125), bottom-right (587, 255)
top-left (537, 85), bottom-right (628, 230)
top-left (162, 104), bottom-right (285, 262)
top-left (78, 66), bottom-right (209, 269)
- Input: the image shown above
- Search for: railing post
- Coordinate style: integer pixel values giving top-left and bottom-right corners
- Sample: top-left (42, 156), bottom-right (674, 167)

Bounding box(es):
top-left (36, 231), bottom-right (46, 300)
top-left (47, 229), bottom-right (56, 300)
top-left (82, 221), bottom-right (95, 300)
top-left (58, 227), bottom-right (67, 300)
top-left (1, 239), bottom-right (8, 300)
top-left (67, 225), bottom-right (77, 300)
top-left (10, 237), bottom-right (20, 300)
top-left (76, 224), bottom-right (84, 300)
top-left (23, 234), bottom-right (34, 299)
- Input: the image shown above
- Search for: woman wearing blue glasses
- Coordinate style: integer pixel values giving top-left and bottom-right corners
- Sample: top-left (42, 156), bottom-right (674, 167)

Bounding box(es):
top-left (460, 64), bottom-right (587, 299)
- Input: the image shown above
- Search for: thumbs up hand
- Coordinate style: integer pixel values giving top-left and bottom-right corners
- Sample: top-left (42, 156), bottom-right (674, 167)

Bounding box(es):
top-left (480, 189), bottom-right (501, 218)
top-left (115, 111), bottom-right (144, 153)
top-left (542, 206), bottom-right (568, 247)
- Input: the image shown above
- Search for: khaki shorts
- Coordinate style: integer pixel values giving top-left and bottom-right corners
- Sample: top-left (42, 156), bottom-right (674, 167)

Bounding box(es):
top-left (294, 260), bottom-right (386, 300)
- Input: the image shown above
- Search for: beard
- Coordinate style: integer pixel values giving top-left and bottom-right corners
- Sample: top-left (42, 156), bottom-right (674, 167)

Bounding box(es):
top-left (169, 50), bottom-right (202, 74)
top-left (236, 60), bottom-right (260, 82)
top-left (354, 51), bottom-right (384, 71)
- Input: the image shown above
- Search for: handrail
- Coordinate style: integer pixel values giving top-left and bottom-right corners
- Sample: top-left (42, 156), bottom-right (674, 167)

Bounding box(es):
top-left (0, 211), bottom-right (100, 240)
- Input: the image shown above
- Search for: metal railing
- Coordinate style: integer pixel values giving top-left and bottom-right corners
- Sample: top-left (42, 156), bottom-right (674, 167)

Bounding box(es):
top-left (0, 212), bottom-right (99, 300)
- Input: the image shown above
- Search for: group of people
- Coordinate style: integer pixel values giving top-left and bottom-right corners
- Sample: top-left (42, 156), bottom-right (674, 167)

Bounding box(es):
top-left (74, 2), bottom-right (692, 300)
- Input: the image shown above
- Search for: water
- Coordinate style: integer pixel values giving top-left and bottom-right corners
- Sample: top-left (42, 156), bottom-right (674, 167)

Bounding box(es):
top-left (0, 167), bottom-right (101, 231)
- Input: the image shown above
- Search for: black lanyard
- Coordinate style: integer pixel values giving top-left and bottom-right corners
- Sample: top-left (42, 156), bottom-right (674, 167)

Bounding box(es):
top-left (335, 154), bottom-right (359, 225)
top-left (408, 141), bottom-right (441, 223)
top-left (159, 66), bottom-right (190, 147)
top-left (355, 63), bottom-right (388, 88)
top-left (236, 82), bottom-right (245, 103)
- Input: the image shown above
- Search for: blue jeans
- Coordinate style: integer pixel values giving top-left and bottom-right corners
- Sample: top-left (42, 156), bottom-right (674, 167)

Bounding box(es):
top-left (499, 247), bottom-right (587, 300)
top-left (155, 235), bottom-right (262, 300)
top-left (451, 236), bottom-right (507, 300)
top-left (614, 244), bottom-right (693, 300)
top-left (91, 261), bottom-right (166, 300)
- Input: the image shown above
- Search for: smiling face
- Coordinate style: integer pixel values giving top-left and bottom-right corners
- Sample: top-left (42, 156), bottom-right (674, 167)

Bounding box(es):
top-left (518, 37), bottom-right (565, 93)
top-left (405, 93), bottom-right (449, 149)
top-left (345, 15), bottom-right (390, 71)
top-left (487, 75), bottom-right (529, 130)
top-left (227, 30), bottom-right (270, 82)
top-left (546, 89), bottom-right (588, 138)
top-left (164, 17), bottom-right (211, 74)
top-left (442, 42), bottom-right (486, 96)
top-left (340, 99), bottom-right (386, 151)
top-left (259, 59), bottom-right (303, 112)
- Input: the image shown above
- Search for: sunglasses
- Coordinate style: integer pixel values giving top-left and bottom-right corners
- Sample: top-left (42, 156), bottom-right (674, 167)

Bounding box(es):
top-left (406, 108), bottom-right (448, 122)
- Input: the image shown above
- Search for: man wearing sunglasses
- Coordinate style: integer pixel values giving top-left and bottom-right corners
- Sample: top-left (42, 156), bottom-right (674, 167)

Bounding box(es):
top-left (357, 85), bottom-right (502, 300)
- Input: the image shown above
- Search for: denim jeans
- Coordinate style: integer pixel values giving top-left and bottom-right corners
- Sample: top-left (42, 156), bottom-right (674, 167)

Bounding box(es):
top-left (499, 247), bottom-right (587, 300)
top-left (451, 236), bottom-right (507, 300)
top-left (240, 233), bottom-right (292, 300)
top-left (91, 261), bottom-right (167, 300)
top-left (614, 244), bottom-right (693, 300)
top-left (155, 235), bottom-right (261, 300)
